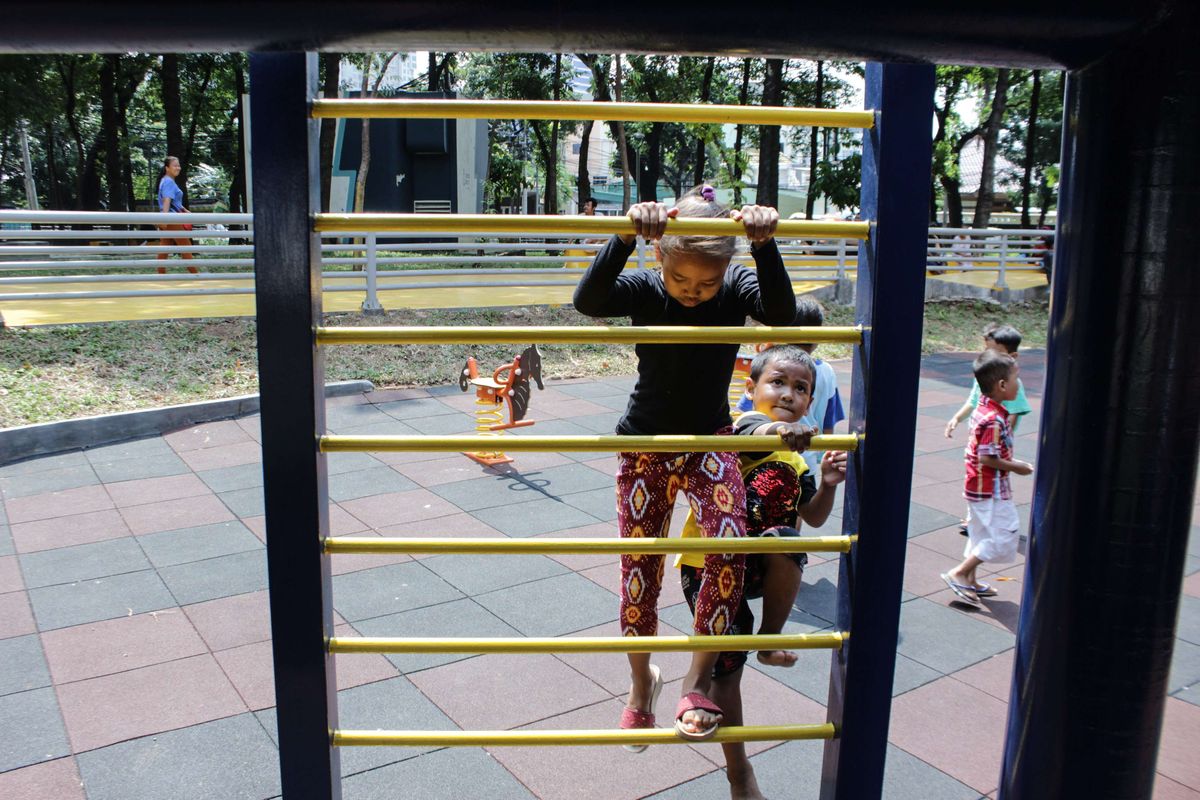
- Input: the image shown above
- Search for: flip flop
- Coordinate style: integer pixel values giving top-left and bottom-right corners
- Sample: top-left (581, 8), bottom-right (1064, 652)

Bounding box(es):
top-left (621, 664), bottom-right (662, 753)
top-left (940, 572), bottom-right (982, 608)
top-left (674, 691), bottom-right (724, 741)
top-left (973, 582), bottom-right (998, 597)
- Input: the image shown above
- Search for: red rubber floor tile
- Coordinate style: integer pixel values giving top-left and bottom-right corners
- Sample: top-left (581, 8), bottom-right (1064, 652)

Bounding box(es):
top-left (0, 590), bottom-right (36, 639)
top-left (888, 675), bottom-right (1008, 795)
top-left (118, 494), bottom-right (234, 536)
top-left (177, 441), bottom-right (262, 472)
top-left (164, 420), bottom-right (254, 452)
top-left (339, 489), bottom-right (462, 530)
top-left (40, 609), bottom-right (208, 684)
top-left (0, 554), bottom-right (24, 594)
top-left (55, 654), bottom-right (247, 752)
top-left (10, 509), bottom-right (131, 553)
top-left (1159, 698), bottom-right (1200, 792)
top-left (0, 756), bottom-right (84, 800)
top-left (104, 473), bottom-right (211, 508)
top-left (4, 484), bottom-right (113, 524)
top-left (950, 649), bottom-right (1015, 703)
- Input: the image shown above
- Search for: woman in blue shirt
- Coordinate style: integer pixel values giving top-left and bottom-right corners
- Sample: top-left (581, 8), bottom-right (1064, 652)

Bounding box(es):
top-left (156, 156), bottom-right (197, 274)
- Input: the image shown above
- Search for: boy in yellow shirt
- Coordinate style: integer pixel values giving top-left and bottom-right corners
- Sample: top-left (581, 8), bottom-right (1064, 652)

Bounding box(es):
top-left (677, 343), bottom-right (847, 799)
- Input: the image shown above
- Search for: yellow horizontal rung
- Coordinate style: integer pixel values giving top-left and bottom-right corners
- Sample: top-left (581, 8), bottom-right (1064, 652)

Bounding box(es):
top-left (325, 535), bottom-right (854, 555)
top-left (320, 434), bottom-right (860, 454)
top-left (311, 98), bottom-right (875, 129)
top-left (314, 213), bottom-right (870, 240)
top-left (333, 723), bottom-right (836, 748)
top-left (329, 632), bottom-right (844, 655)
top-left (316, 325), bottom-right (863, 346)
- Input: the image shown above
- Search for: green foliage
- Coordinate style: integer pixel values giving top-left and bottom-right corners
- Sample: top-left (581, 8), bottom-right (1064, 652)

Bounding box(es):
top-left (810, 154), bottom-right (862, 213)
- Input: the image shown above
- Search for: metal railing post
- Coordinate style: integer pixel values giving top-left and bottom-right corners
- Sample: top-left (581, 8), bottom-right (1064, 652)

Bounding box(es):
top-left (996, 232), bottom-right (1009, 288)
top-left (836, 238), bottom-right (847, 279)
top-left (361, 232), bottom-right (383, 313)
top-left (636, 235), bottom-right (647, 269)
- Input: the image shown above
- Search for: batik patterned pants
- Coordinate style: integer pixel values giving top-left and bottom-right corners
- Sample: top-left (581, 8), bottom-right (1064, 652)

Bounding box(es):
top-left (616, 448), bottom-right (746, 637)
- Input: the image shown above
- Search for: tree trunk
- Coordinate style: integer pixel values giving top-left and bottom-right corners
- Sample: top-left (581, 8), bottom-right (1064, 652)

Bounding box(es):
top-left (161, 54), bottom-right (184, 179)
top-left (972, 68), bottom-right (1012, 229)
top-left (55, 58), bottom-right (86, 208)
top-left (692, 56), bottom-right (716, 187)
top-left (182, 58), bottom-right (215, 196)
top-left (100, 56), bottom-right (124, 211)
top-left (545, 53), bottom-right (562, 214)
top-left (44, 123), bottom-right (63, 210)
top-left (354, 54), bottom-right (399, 216)
top-left (428, 52), bottom-right (438, 92)
top-left (615, 55), bottom-right (631, 211)
top-left (1020, 70), bottom-right (1041, 227)
top-left (576, 119), bottom-right (593, 207)
top-left (319, 53), bottom-right (340, 212)
top-left (230, 60), bottom-right (248, 212)
top-left (805, 60), bottom-right (825, 219)
top-left (940, 174), bottom-right (964, 228)
top-left (640, 121), bottom-right (663, 202)
top-left (732, 59), bottom-right (751, 205)
top-left (757, 59), bottom-right (784, 209)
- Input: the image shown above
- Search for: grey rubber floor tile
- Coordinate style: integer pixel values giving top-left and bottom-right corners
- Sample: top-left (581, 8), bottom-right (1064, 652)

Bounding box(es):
top-left (794, 560), bottom-right (840, 627)
top-left (197, 463), bottom-right (265, 493)
top-left (352, 598), bottom-right (522, 674)
top-left (75, 712), bottom-right (280, 800)
top-left (0, 687), bottom-right (70, 772)
top-left (325, 404), bottom-right (396, 431)
top-left (328, 466), bottom-right (417, 502)
top-left (28, 569), bottom-right (176, 630)
top-left (19, 536), bottom-right (150, 588)
top-left (474, 572), bottom-right (616, 636)
top-left (374, 397), bottom-right (460, 421)
top-left (256, 676), bottom-right (460, 778)
top-left (508, 418), bottom-right (597, 438)
top-left (157, 549), bottom-right (269, 605)
top-left (469, 497), bottom-right (602, 536)
top-left (397, 412), bottom-right (476, 435)
top-left (0, 450), bottom-right (89, 478)
top-left (883, 743), bottom-right (983, 799)
top-left (430, 474), bottom-right (536, 512)
top-left (421, 552), bottom-right (569, 596)
top-left (332, 562), bottom-right (464, 623)
top-left (559, 486), bottom-right (620, 521)
top-left (332, 419), bottom-right (422, 437)
top-left (513, 463), bottom-right (614, 496)
top-left (342, 747), bottom-right (536, 800)
top-left (0, 634), bottom-right (51, 696)
top-left (0, 464), bottom-right (98, 500)
top-left (649, 738), bottom-right (821, 799)
top-left (908, 502), bottom-right (964, 538)
top-left (554, 382), bottom-right (630, 399)
top-left (1169, 639), bottom-right (1200, 695)
top-left (325, 452), bottom-right (385, 476)
top-left (91, 452), bottom-right (190, 483)
top-left (218, 487), bottom-right (266, 518)
top-left (568, 412), bottom-right (624, 433)
top-left (85, 437), bottom-right (175, 463)
top-left (1177, 595), bottom-right (1200, 646)
top-left (0, 522), bottom-right (12, 557)
top-left (896, 597), bottom-right (1014, 675)
top-left (138, 520), bottom-right (262, 568)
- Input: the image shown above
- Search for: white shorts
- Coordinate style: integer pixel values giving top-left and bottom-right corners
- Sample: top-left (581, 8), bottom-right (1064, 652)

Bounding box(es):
top-left (964, 497), bottom-right (1020, 563)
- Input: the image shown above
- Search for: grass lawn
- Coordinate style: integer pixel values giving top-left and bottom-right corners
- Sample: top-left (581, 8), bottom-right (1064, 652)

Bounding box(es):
top-left (0, 299), bottom-right (1048, 428)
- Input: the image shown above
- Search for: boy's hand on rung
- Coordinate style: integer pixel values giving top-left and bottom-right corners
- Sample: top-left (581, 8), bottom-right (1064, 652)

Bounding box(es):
top-left (776, 421), bottom-right (817, 453)
top-left (820, 450), bottom-right (848, 486)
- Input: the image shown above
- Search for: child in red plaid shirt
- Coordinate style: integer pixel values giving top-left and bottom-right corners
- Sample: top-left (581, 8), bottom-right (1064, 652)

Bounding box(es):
top-left (941, 350), bottom-right (1033, 608)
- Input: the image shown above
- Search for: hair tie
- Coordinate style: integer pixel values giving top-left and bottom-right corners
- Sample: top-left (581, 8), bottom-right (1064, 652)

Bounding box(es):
top-left (701, 185), bottom-right (716, 202)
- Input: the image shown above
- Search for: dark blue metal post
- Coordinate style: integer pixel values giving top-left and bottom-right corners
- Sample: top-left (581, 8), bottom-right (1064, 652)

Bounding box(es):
top-left (251, 52), bottom-right (340, 800)
top-left (820, 62), bottom-right (935, 800)
top-left (1000, 6), bottom-right (1200, 798)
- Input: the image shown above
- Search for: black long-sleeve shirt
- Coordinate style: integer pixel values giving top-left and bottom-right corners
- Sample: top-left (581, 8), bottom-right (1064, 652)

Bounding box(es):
top-left (572, 235), bottom-right (796, 435)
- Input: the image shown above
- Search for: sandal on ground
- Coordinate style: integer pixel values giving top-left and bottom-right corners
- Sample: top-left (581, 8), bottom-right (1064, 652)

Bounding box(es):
top-left (621, 664), bottom-right (662, 753)
top-left (674, 691), bottom-right (724, 741)
top-left (973, 582), bottom-right (998, 597)
top-left (940, 572), bottom-right (982, 608)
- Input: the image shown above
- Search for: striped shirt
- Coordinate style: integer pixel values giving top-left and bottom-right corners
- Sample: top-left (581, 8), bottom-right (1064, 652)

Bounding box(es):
top-left (963, 396), bottom-right (1014, 501)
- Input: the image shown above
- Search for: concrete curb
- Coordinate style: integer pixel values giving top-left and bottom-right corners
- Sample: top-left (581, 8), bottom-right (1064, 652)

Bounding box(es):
top-left (0, 380), bottom-right (374, 466)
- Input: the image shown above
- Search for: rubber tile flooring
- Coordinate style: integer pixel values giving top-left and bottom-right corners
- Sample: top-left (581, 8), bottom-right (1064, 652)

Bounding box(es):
top-left (0, 350), bottom-right (1196, 800)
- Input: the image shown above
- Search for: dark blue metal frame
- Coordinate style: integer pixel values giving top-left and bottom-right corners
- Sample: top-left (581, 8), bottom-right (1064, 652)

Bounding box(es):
top-left (820, 63), bottom-right (935, 800)
top-left (1000, 5), bottom-right (1200, 797)
top-left (251, 52), bottom-right (342, 800)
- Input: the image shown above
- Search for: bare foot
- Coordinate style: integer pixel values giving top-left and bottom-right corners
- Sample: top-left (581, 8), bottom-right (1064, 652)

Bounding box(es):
top-left (756, 649), bottom-right (798, 668)
top-left (729, 768), bottom-right (766, 799)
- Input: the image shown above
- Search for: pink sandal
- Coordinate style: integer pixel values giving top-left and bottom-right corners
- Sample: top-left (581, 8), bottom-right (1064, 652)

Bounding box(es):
top-left (620, 664), bottom-right (662, 753)
top-left (674, 691), bottom-right (724, 741)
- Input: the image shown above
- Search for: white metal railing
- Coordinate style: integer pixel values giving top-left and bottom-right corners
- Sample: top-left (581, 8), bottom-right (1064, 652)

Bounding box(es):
top-left (0, 211), bottom-right (1052, 308)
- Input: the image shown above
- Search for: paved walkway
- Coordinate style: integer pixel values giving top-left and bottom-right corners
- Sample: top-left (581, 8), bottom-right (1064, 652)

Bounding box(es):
top-left (0, 351), bottom-right (1195, 799)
